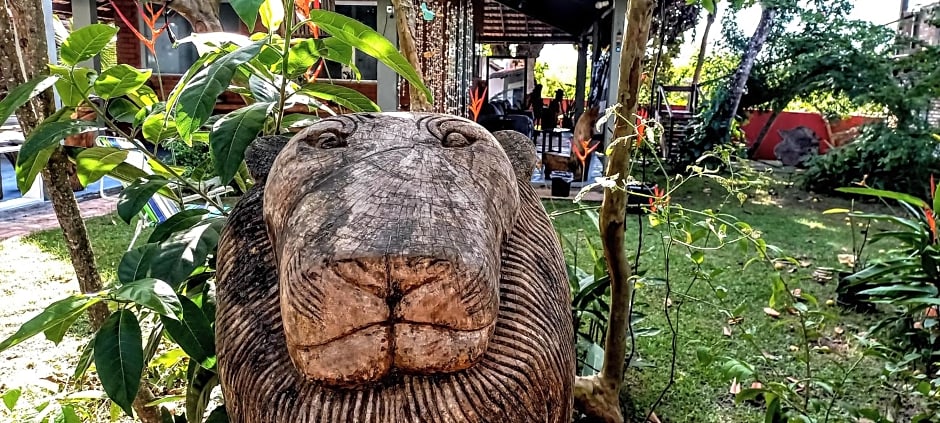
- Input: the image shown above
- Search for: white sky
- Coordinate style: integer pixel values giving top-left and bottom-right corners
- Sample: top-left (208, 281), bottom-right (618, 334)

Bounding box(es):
top-left (538, 0), bottom-right (915, 74)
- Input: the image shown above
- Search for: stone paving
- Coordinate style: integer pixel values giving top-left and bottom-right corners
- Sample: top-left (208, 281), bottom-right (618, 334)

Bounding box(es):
top-left (0, 196), bottom-right (117, 240)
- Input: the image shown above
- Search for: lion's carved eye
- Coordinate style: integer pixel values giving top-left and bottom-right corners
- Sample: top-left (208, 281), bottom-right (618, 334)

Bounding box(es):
top-left (442, 131), bottom-right (473, 148)
top-left (314, 132), bottom-right (347, 149)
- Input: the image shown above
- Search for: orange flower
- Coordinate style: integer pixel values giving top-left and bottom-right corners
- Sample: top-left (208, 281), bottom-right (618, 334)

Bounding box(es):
top-left (574, 138), bottom-right (599, 168)
top-left (926, 206), bottom-right (938, 244)
top-left (649, 185), bottom-right (668, 212)
top-left (469, 86), bottom-right (487, 122)
top-left (635, 109), bottom-right (648, 147)
top-left (296, 0), bottom-right (322, 37)
top-left (111, 0), bottom-right (168, 55)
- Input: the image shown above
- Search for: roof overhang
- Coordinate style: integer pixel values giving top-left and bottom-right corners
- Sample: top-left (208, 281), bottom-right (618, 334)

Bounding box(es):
top-left (477, 0), bottom-right (607, 44)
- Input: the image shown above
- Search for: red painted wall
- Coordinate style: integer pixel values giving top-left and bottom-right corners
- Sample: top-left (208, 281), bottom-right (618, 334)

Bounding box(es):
top-left (742, 111), bottom-right (878, 160)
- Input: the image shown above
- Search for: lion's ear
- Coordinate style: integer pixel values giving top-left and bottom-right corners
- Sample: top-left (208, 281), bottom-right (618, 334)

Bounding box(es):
top-left (245, 135), bottom-right (291, 183)
top-left (492, 130), bottom-right (537, 184)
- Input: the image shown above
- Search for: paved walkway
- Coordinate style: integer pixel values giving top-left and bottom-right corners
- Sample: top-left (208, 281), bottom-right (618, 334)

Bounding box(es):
top-left (0, 196), bottom-right (117, 240)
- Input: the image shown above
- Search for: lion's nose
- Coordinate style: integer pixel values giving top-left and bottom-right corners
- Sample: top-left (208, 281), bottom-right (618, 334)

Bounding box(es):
top-left (279, 255), bottom-right (497, 388)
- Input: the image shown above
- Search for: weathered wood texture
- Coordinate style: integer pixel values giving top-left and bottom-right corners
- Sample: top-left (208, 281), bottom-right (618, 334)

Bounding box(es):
top-left (216, 113), bottom-right (574, 422)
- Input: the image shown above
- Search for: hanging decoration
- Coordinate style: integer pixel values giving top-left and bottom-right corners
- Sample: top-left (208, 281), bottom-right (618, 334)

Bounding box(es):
top-left (403, 0), bottom-right (473, 115)
top-left (420, 2), bottom-right (436, 21)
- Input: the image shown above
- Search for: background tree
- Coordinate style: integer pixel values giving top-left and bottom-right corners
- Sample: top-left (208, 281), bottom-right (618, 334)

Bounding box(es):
top-left (0, 1), bottom-right (162, 421)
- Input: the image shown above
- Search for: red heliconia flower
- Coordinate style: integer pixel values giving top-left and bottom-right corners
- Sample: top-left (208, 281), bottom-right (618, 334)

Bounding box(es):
top-left (297, 0), bottom-right (327, 82)
top-left (635, 109), bottom-right (648, 147)
top-left (111, 0), bottom-right (168, 55)
top-left (468, 86), bottom-right (487, 122)
top-left (574, 138), bottom-right (599, 169)
top-left (926, 206), bottom-right (938, 244)
top-left (649, 185), bottom-right (668, 212)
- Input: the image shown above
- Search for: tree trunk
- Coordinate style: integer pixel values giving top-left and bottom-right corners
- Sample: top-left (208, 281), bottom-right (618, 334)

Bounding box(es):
top-left (722, 5), bottom-right (776, 128)
top-left (746, 109), bottom-right (781, 159)
top-left (691, 11), bottom-right (715, 87)
top-left (573, 1), bottom-right (655, 422)
top-left (390, 0), bottom-right (432, 112)
top-left (0, 2), bottom-right (161, 422)
top-left (169, 0), bottom-right (223, 33)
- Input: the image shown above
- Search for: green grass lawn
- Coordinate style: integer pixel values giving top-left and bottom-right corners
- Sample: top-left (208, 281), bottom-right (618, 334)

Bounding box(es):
top-left (548, 176), bottom-right (889, 421)
top-left (12, 174), bottom-right (892, 421)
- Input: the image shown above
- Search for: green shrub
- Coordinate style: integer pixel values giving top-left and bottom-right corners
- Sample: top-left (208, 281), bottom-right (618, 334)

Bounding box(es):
top-left (802, 123), bottom-right (940, 198)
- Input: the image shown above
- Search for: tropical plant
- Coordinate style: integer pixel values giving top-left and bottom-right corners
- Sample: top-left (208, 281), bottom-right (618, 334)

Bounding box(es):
top-left (0, 0), bottom-right (430, 420)
top-left (802, 123), bottom-right (940, 198)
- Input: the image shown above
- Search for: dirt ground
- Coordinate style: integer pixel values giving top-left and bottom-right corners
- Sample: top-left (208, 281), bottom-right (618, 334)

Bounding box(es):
top-left (0, 236), bottom-right (109, 421)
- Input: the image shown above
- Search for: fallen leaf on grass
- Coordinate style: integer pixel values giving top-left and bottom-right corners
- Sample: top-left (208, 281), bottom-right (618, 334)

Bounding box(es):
top-left (763, 307), bottom-right (781, 318)
top-left (647, 412), bottom-right (661, 423)
top-left (761, 351), bottom-right (781, 361)
top-left (722, 326), bottom-right (732, 337)
top-left (727, 316), bottom-right (744, 325)
top-left (729, 378), bottom-right (741, 395)
top-left (834, 327), bottom-right (844, 335)
top-left (750, 382), bottom-right (763, 389)
top-left (791, 288), bottom-right (802, 298)
top-left (837, 254), bottom-right (856, 267)
top-left (788, 345), bottom-right (799, 352)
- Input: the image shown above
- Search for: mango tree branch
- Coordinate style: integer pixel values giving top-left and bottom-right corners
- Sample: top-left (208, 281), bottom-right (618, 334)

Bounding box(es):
top-left (390, 0), bottom-right (432, 111)
top-left (573, 0), bottom-right (655, 422)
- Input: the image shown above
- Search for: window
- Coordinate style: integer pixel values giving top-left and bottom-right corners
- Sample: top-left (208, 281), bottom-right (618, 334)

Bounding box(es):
top-left (334, 1), bottom-right (379, 80)
top-left (144, 4), bottom-right (242, 74)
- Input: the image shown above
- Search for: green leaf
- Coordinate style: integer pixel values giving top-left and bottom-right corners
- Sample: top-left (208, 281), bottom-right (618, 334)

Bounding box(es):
top-left (148, 209), bottom-right (211, 243)
top-left (285, 38), bottom-right (356, 78)
top-left (210, 102), bottom-right (271, 184)
top-left (836, 187), bottom-right (927, 208)
top-left (0, 74), bottom-right (60, 124)
top-left (176, 41), bottom-right (264, 142)
top-left (43, 312), bottom-right (80, 344)
top-left (701, 0), bottom-right (716, 14)
top-left (116, 175), bottom-right (174, 223)
top-left (695, 346), bottom-right (713, 365)
top-left (162, 296), bottom-right (216, 369)
top-left (2, 388), bottom-right (21, 411)
top-left (122, 219), bottom-right (225, 286)
top-left (107, 98), bottom-right (140, 124)
top-left (307, 10), bottom-right (433, 102)
top-left (16, 148), bottom-right (54, 195)
top-left (55, 405), bottom-right (81, 423)
top-left (297, 83), bottom-right (380, 112)
top-left (690, 250), bottom-right (705, 264)
top-left (248, 75), bottom-right (279, 103)
top-left (16, 120), bottom-right (99, 192)
top-left (205, 406), bottom-right (229, 423)
top-left (258, 0), bottom-right (284, 31)
top-left (113, 278), bottom-right (183, 319)
top-left (186, 362), bottom-right (219, 423)
top-left (143, 112), bottom-right (179, 144)
top-left (75, 147), bottom-right (128, 186)
top-left (127, 85), bottom-right (160, 108)
top-left (0, 295), bottom-right (101, 352)
top-left (94, 65), bottom-right (152, 100)
top-left (118, 244), bottom-right (160, 284)
top-left (281, 113), bottom-right (320, 130)
top-left (48, 65), bottom-right (93, 108)
top-left (60, 24), bottom-right (118, 66)
top-left (94, 309), bottom-right (143, 418)
top-left (73, 338), bottom-right (95, 380)
top-left (230, 0), bottom-right (264, 30)
top-left (106, 163), bottom-right (178, 201)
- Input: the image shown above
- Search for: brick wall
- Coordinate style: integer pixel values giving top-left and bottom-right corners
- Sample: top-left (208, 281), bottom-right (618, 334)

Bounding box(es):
top-left (109, 0), bottom-right (143, 68)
